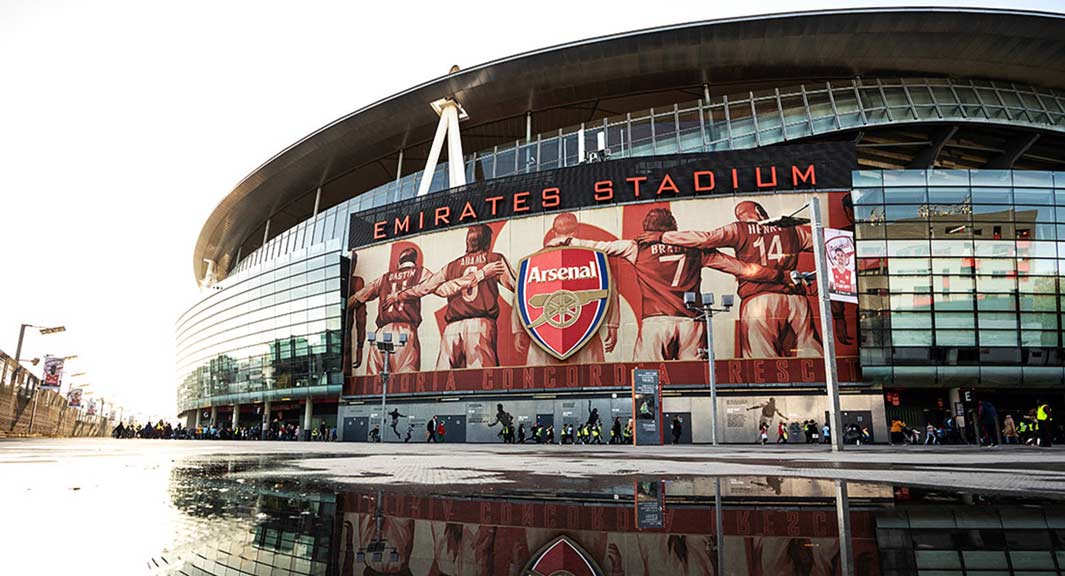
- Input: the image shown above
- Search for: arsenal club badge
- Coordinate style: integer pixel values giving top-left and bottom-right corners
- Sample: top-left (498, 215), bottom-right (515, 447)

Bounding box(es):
top-left (522, 536), bottom-right (603, 576)
top-left (516, 247), bottom-right (611, 361)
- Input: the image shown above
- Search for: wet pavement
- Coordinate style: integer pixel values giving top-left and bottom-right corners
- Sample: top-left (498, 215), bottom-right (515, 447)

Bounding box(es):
top-left (3, 439), bottom-right (1065, 575)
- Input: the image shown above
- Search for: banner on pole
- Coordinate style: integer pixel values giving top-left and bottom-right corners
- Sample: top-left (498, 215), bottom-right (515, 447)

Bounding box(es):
top-left (67, 387), bottom-right (83, 408)
top-left (41, 355), bottom-right (64, 391)
top-left (824, 228), bottom-right (857, 304)
top-left (87, 399), bottom-right (97, 416)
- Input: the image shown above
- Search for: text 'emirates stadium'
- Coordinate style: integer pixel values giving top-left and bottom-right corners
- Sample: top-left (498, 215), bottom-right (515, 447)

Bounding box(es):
top-left (177, 8), bottom-right (1065, 444)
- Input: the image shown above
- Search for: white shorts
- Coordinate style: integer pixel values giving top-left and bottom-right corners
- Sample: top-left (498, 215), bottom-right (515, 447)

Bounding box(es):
top-left (437, 317), bottom-right (498, 369)
top-left (633, 316), bottom-right (704, 361)
top-left (740, 293), bottom-right (823, 358)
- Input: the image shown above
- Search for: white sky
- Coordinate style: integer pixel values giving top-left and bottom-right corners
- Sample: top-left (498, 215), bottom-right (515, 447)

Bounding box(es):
top-left (2, 0), bottom-right (1062, 420)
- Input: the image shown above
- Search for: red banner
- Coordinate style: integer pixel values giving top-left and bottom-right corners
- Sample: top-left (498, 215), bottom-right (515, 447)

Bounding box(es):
top-left (346, 357), bottom-right (860, 397)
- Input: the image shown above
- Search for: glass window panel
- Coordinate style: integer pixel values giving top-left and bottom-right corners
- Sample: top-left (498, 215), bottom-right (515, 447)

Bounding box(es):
top-left (1021, 258), bottom-right (1058, 275)
top-left (931, 257), bottom-right (975, 275)
top-left (1022, 331), bottom-right (1060, 346)
top-left (883, 186), bottom-right (928, 204)
top-left (857, 240), bottom-right (887, 257)
top-left (1015, 204), bottom-right (1056, 221)
top-left (930, 222), bottom-right (974, 240)
top-left (1012, 171), bottom-right (1054, 188)
top-left (935, 312), bottom-right (975, 329)
top-left (1009, 551), bottom-right (1055, 569)
top-left (1017, 240), bottom-right (1059, 259)
top-left (889, 258), bottom-right (931, 275)
top-left (1018, 275), bottom-right (1058, 293)
top-left (1014, 188), bottom-right (1055, 204)
top-left (932, 275), bottom-right (975, 293)
top-left (970, 170), bottom-right (1012, 187)
top-left (852, 171), bottom-right (883, 188)
top-left (975, 258), bottom-right (1016, 275)
top-left (1020, 313), bottom-right (1058, 331)
top-left (930, 239), bottom-right (976, 257)
top-left (936, 330), bottom-right (976, 346)
top-left (971, 186), bottom-right (1013, 204)
top-left (974, 241), bottom-right (1016, 257)
top-left (891, 276), bottom-right (933, 292)
top-left (891, 293), bottom-right (935, 312)
top-left (980, 330), bottom-right (1018, 346)
top-left (927, 169), bottom-right (970, 187)
top-left (855, 222), bottom-right (885, 240)
top-left (932, 291), bottom-right (975, 310)
top-left (885, 204), bottom-right (926, 222)
top-left (892, 311), bottom-right (933, 328)
top-left (851, 187), bottom-right (883, 204)
top-left (883, 170), bottom-right (927, 186)
top-left (1019, 294), bottom-right (1058, 311)
top-left (979, 312), bottom-right (1017, 329)
top-left (892, 329), bottom-right (933, 346)
top-left (888, 239), bottom-right (931, 256)
top-left (977, 293), bottom-right (1017, 311)
top-left (976, 276), bottom-right (1017, 292)
top-left (855, 204), bottom-right (886, 222)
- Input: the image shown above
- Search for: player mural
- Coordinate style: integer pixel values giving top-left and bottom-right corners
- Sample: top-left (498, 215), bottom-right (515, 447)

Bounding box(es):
top-left (345, 192), bottom-right (858, 392)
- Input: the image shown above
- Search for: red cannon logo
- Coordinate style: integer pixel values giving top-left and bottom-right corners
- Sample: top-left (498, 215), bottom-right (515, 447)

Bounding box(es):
top-left (516, 247), bottom-right (611, 361)
top-left (523, 536), bottom-right (603, 576)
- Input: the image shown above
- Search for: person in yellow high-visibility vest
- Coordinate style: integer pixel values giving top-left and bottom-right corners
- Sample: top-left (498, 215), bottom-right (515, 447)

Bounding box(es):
top-left (1036, 401), bottom-right (1053, 447)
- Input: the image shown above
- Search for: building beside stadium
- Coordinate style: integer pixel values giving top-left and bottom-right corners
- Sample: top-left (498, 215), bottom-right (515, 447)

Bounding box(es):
top-left (178, 7), bottom-right (1065, 443)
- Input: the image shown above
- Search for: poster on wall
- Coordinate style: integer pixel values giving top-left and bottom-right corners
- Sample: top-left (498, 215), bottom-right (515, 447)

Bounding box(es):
top-left (341, 144), bottom-right (860, 410)
top-left (41, 355), bottom-right (63, 391)
top-left (632, 369), bottom-right (660, 445)
top-left (67, 387), bottom-right (82, 408)
top-left (824, 228), bottom-right (857, 304)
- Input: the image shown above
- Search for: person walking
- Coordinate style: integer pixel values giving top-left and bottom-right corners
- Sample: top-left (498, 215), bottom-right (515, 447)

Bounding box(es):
top-left (821, 422), bottom-right (830, 444)
top-left (517, 422), bottom-right (526, 444)
top-left (426, 415), bottom-right (438, 442)
top-left (1003, 414), bottom-right (1019, 445)
top-left (611, 417), bottom-right (622, 444)
top-left (759, 422), bottom-right (769, 445)
top-left (671, 416), bottom-right (683, 444)
top-left (1037, 401), bottom-right (1053, 447)
top-left (925, 423), bottom-right (939, 445)
top-left (890, 419), bottom-right (906, 445)
top-left (776, 420), bottom-right (788, 444)
top-left (978, 400), bottom-right (1000, 447)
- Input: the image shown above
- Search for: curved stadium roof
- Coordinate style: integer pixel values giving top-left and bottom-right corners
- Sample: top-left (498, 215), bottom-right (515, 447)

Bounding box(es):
top-left (193, 7), bottom-right (1065, 282)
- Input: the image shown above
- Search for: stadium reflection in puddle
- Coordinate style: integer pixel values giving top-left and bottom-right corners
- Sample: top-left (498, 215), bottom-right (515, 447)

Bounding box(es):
top-left (152, 462), bottom-right (1065, 576)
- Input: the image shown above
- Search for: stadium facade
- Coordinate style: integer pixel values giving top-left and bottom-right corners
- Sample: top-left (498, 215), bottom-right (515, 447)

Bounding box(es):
top-left (178, 8), bottom-right (1065, 443)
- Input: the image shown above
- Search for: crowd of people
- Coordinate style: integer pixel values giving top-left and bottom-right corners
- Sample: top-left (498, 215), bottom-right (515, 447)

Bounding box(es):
top-left (112, 418), bottom-right (338, 441)
top-left (890, 400), bottom-right (1056, 448)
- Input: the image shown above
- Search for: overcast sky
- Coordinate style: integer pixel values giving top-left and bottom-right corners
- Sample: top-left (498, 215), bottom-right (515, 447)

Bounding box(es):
top-left (2, 0), bottom-right (1062, 419)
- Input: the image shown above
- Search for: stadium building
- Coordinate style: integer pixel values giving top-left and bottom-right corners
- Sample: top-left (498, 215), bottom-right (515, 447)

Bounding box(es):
top-left (178, 8), bottom-right (1065, 443)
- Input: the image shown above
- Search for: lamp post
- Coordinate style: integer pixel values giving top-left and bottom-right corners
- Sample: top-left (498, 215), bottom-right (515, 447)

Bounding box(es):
top-left (684, 292), bottom-right (734, 446)
top-left (6, 324), bottom-right (64, 386)
top-left (769, 196), bottom-right (845, 451)
top-left (366, 331), bottom-right (407, 442)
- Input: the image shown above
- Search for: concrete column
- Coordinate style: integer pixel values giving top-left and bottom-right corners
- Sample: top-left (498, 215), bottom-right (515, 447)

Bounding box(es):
top-left (303, 398), bottom-right (313, 441)
top-left (261, 400), bottom-right (271, 439)
top-left (232, 403), bottom-right (239, 428)
top-left (194, 409), bottom-right (201, 429)
top-left (209, 405), bottom-right (217, 427)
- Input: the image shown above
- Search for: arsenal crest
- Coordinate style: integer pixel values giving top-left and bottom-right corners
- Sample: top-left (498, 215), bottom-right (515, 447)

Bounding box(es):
top-left (522, 536), bottom-right (603, 576)
top-left (516, 247), bottom-right (611, 361)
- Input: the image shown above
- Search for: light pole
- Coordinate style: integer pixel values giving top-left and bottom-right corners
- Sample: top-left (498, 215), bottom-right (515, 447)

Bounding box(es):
top-left (6, 324), bottom-right (64, 387)
top-left (366, 331), bottom-right (407, 442)
top-left (770, 196), bottom-right (845, 451)
top-left (684, 292), bottom-right (734, 446)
